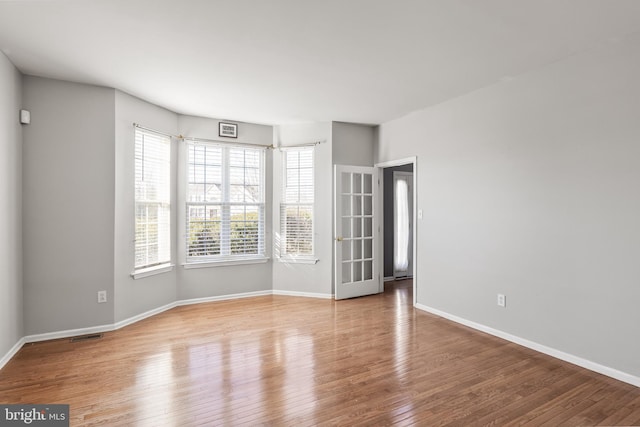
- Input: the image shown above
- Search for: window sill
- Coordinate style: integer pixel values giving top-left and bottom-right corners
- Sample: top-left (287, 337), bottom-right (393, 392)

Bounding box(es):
top-left (131, 264), bottom-right (174, 280)
top-left (183, 256), bottom-right (270, 269)
top-left (278, 256), bottom-right (319, 265)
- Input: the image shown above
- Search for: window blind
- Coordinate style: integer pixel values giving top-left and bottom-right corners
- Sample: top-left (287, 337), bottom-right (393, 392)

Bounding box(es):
top-left (186, 142), bottom-right (265, 261)
top-left (134, 129), bottom-right (171, 270)
top-left (281, 147), bottom-right (314, 256)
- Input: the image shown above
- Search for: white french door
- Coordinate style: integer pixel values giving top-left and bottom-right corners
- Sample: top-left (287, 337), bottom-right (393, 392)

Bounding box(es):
top-left (334, 165), bottom-right (379, 300)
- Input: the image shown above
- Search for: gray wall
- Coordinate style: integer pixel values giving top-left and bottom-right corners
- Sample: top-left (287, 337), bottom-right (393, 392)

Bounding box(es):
top-left (18, 78), bottom-right (276, 333)
top-left (114, 91), bottom-right (178, 322)
top-left (177, 115), bottom-right (273, 299)
top-left (332, 122), bottom-right (375, 166)
top-left (376, 34), bottom-right (640, 377)
top-left (383, 164), bottom-right (413, 278)
top-left (22, 77), bottom-right (116, 334)
top-left (272, 123), bottom-right (333, 295)
top-left (0, 52), bottom-right (23, 357)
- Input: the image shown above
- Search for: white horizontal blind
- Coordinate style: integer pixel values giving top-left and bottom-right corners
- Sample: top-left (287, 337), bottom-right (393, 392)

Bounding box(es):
top-left (281, 147), bottom-right (314, 256)
top-left (186, 142), bottom-right (265, 261)
top-left (134, 129), bottom-right (171, 269)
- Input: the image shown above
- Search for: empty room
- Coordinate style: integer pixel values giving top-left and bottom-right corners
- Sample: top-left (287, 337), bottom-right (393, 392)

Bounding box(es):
top-left (1, 0), bottom-right (640, 425)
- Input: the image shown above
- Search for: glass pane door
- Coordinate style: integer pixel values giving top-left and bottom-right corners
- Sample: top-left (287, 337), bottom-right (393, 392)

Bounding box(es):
top-left (334, 165), bottom-right (379, 300)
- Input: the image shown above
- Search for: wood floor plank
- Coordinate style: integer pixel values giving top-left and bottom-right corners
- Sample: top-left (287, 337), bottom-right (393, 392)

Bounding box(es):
top-left (0, 280), bottom-right (638, 426)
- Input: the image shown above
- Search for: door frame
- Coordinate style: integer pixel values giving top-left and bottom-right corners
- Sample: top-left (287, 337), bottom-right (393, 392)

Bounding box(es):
top-left (375, 156), bottom-right (418, 306)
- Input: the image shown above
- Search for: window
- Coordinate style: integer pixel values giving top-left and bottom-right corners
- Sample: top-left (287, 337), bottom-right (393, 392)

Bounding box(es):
top-left (394, 178), bottom-right (410, 273)
top-left (280, 147), bottom-right (314, 257)
top-left (134, 129), bottom-right (171, 271)
top-left (185, 142), bottom-right (265, 263)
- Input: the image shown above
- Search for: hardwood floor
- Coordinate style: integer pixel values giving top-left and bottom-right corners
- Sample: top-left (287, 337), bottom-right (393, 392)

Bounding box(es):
top-left (1, 280), bottom-right (639, 426)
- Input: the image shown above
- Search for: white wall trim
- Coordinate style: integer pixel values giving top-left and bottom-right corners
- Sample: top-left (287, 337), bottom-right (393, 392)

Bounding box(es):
top-left (272, 290), bottom-right (333, 299)
top-left (375, 157), bottom-right (417, 169)
top-left (375, 156), bottom-right (418, 305)
top-left (0, 337), bottom-right (26, 371)
top-left (1, 289), bottom-right (333, 370)
top-left (131, 263), bottom-right (174, 279)
top-left (114, 302), bottom-right (177, 330)
top-left (6, 292), bottom-right (639, 389)
top-left (276, 256), bottom-right (319, 265)
top-left (23, 323), bottom-right (114, 344)
top-left (384, 276), bottom-right (395, 282)
top-left (176, 290), bottom-right (272, 306)
top-left (183, 257), bottom-right (269, 269)
top-left (16, 291), bottom-right (273, 348)
top-left (415, 303), bottom-right (640, 388)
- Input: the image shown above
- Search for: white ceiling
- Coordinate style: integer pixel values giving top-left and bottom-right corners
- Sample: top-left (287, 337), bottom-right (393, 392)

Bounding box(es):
top-left (1, 0), bottom-right (640, 125)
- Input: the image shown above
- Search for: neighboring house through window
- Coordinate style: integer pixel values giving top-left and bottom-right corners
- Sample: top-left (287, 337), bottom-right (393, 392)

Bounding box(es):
top-left (185, 141), bottom-right (266, 263)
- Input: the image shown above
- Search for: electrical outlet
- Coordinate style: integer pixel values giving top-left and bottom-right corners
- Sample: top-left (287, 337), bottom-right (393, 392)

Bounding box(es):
top-left (97, 290), bottom-right (107, 304)
top-left (497, 293), bottom-right (506, 308)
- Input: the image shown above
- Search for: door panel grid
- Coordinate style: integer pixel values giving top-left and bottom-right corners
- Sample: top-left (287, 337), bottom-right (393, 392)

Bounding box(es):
top-left (341, 171), bottom-right (374, 285)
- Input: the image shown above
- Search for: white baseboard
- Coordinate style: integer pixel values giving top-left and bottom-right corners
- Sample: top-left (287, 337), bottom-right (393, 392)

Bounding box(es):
top-left (415, 303), bottom-right (640, 388)
top-left (23, 324), bottom-right (114, 344)
top-left (384, 276), bottom-right (395, 282)
top-left (114, 302), bottom-right (177, 330)
top-left (272, 290), bottom-right (333, 299)
top-left (0, 289), bottom-right (328, 370)
top-left (0, 337), bottom-right (25, 371)
top-left (176, 290), bottom-right (272, 307)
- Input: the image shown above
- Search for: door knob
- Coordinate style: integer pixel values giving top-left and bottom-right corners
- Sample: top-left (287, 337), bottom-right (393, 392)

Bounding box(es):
top-left (336, 236), bottom-right (343, 242)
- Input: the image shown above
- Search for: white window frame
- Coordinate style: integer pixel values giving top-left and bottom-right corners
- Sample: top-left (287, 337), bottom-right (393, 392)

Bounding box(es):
top-left (184, 141), bottom-right (267, 267)
top-left (279, 146), bottom-right (317, 264)
top-left (133, 128), bottom-right (172, 278)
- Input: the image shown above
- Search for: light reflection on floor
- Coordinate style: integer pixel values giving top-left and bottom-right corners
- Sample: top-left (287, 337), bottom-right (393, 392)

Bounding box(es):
top-left (164, 281), bottom-right (413, 424)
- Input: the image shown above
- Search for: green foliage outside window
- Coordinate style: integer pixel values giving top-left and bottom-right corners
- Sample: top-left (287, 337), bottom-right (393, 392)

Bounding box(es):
top-left (188, 211), bottom-right (260, 256)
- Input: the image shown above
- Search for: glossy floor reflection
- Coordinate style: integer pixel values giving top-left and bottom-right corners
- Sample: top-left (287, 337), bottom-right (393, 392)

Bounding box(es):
top-left (1, 280), bottom-right (639, 426)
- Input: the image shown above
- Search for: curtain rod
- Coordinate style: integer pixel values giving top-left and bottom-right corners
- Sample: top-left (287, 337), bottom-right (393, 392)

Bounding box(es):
top-left (133, 123), bottom-right (326, 149)
top-left (133, 123), bottom-right (182, 139)
top-left (276, 140), bottom-right (326, 150)
top-left (183, 136), bottom-right (272, 150)
top-left (133, 122), bottom-right (271, 149)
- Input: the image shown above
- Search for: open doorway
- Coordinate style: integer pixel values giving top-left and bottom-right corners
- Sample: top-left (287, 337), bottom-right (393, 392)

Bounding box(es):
top-left (375, 157), bottom-right (417, 305)
top-left (390, 169), bottom-right (413, 280)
